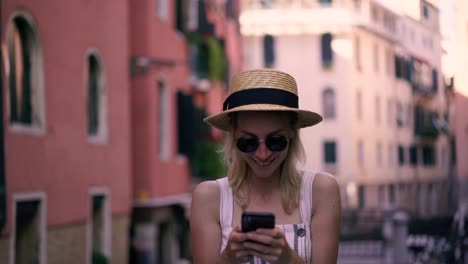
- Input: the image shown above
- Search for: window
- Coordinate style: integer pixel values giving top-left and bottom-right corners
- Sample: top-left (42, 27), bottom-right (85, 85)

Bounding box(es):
top-left (432, 68), bottom-right (438, 92)
top-left (158, 79), bottom-right (170, 159)
top-left (422, 5), bottom-right (430, 19)
top-left (387, 99), bottom-right (392, 126)
top-left (324, 141), bottom-right (337, 164)
top-left (398, 145), bottom-right (405, 165)
top-left (358, 140), bottom-right (364, 167)
top-left (409, 145), bottom-right (418, 166)
top-left (358, 185), bottom-right (365, 209)
top-left (260, 0), bottom-right (274, 8)
top-left (354, 35), bottom-right (361, 70)
top-left (375, 96), bottom-right (381, 125)
top-left (89, 188), bottom-right (110, 263)
top-left (263, 35), bottom-right (275, 68)
top-left (397, 102), bottom-right (404, 127)
top-left (412, 59), bottom-right (435, 93)
top-left (378, 185), bottom-right (385, 207)
top-left (175, 0), bottom-right (185, 32)
top-left (322, 88), bottom-right (336, 119)
top-left (321, 33), bottom-right (333, 68)
top-left (353, 0), bottom-right (361, 10)
top-left (157, 0), bottom-right (169, 21)
top-left (377, 142), bottom-right (382, 167)
top-left (7, 14), bottom-right (45, 131)
top-left (389, 184), bottom-right (395, 204)
top-left (12, 192), bottom-right (46, 264)
top-left (373, 43), bottom-right (379, 72)
top-left (356, 91), bottom-right (362, 120)
top-left (226, 0), bottom-right (236, 18)
top-left (86, 52), bottom-right (107, 141)
top-left (422, 145), bottom-right (436, 166)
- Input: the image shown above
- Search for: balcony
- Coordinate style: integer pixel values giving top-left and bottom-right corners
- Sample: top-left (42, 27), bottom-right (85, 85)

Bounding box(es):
top-left (410, 59), bottom-right (438, 97)
top-left (414, 106), bottom-right (439, 139)
top-left (188, 34), bottom-right (227, 90)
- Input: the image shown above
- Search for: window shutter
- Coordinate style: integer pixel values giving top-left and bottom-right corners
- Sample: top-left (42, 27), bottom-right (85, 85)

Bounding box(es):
top-left (263, 35), bottom-right (275, 68)
top-left (432, 68), bottom-right (438, 92)
top-left (321, 33), bottom-right (333, 68)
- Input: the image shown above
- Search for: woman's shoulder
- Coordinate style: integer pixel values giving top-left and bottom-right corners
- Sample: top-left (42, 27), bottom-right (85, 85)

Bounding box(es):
top-left (302, 170), bottom-right (338, 187)
top-left (192, 180), bottom-right (221, 201)
top-left (313, 171), bottom-right (339, 191)
top-left (191, 180), bottom-right (222, 217)
top-left (310, 171), bottom-right (340, 199)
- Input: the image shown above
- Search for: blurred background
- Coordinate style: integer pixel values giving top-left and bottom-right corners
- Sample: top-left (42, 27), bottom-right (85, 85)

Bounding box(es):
top-left (0, 0), bottom-right (467, 263)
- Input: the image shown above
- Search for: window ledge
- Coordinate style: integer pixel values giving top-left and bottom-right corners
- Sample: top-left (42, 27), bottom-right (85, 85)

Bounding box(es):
top-left (87, 134), bottom-right (108, 145)
top-left (8, 123), bottom-right (46, 136)
top-left (176, 155), bottom-right (188, 165)
top-left (159, 152), bottom-right (171, 161)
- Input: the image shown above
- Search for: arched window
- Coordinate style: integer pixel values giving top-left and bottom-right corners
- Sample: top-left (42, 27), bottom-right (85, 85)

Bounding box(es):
top-left (6, 13), bottom-right (45, 131)
top-left (86, 51), bottom-right (107, 141)
top-left (322, 88), bottom-right (336, 119)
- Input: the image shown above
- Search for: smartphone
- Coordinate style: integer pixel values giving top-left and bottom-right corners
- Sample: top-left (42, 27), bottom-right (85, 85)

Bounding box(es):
top-left (241, 212), bottom-right (275, 232)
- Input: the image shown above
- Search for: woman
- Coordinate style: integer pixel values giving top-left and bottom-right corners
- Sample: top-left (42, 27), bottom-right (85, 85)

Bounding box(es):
top-left (190, 69), bottom-right (341, 263)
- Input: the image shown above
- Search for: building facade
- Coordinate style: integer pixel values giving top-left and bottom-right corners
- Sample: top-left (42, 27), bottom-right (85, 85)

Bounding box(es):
top-left (129, 0), bottom-right (242, 263)
top-left (0, 0), bottom-right (242, 263)
top-left (240, 0), bottom-right (450, 218)
top-left (0, 0), bottom-right (132, 263)
top-left (453, 0), bottom-right (468, 215)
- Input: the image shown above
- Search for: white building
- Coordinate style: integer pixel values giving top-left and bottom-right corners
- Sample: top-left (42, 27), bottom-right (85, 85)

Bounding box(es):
top-left (240, 0), bottom-right (450, 217)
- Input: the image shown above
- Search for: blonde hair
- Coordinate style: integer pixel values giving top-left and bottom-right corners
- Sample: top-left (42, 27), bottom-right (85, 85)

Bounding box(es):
top-left (223, 112), bottom-right (306, 214)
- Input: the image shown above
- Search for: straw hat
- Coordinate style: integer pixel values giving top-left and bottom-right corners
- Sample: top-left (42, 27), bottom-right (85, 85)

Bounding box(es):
top-left (204, 69), bottom-right (322, 131)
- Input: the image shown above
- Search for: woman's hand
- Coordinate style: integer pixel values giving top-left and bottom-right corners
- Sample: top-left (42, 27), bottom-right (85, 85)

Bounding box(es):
top-left (220, 226), bottom-right (251, 263)
top-left (242, 227), bottom-right (302, 264)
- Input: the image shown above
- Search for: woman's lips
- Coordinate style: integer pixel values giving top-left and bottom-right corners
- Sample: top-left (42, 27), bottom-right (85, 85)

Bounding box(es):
top-left (252, 158), bottom-right (274, 168)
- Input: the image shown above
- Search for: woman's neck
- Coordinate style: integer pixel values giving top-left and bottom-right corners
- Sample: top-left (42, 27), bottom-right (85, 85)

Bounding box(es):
top-left (246, 170), bottom-right (281, 198)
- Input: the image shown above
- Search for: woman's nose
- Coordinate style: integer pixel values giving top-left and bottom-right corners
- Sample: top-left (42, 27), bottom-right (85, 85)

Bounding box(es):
top-left (255, 141), bottom-right (271, 160)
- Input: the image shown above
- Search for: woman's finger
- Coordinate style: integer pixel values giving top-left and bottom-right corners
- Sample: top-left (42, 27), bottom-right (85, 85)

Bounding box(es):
top-left (243, 241), bottom-right (271, 254)
top-left (246, 232), bottom-right (274, 245)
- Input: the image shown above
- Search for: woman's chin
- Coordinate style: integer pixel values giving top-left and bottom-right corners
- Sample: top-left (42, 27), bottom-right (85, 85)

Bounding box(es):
top-left (250, 164), bottom-right (280, 178)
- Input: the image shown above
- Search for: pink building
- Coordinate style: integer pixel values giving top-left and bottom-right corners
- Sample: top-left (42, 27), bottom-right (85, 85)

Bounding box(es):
top-left (129, 1), bottom-right (242, 262)
top-left (0, 0), bottom-right (242, 263)
top-left (452, 92), bottom-right (468, 210)
top-left (0, 0), bottom-right (132, 263)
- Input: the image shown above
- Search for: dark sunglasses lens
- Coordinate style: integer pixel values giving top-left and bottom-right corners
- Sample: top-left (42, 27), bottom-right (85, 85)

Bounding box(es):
top-left (266, 135), bottom-right (288, 152)
top-left (236, 137), bottom-right (258, 153)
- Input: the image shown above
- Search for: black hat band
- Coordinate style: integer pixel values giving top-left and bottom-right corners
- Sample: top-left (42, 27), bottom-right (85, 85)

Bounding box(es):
top-left (223, 88), bottom-right (299, 111)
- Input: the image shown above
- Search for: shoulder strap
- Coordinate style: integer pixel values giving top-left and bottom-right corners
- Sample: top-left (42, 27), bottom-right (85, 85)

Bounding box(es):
top-left (216, 177), bottom-right (233, 228)
top-left (300, 171), bottom-right (316, 226)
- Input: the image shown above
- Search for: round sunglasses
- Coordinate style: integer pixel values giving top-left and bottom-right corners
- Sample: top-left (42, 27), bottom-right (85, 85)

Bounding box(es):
top-left (236, 134), bottom-right (289, 153)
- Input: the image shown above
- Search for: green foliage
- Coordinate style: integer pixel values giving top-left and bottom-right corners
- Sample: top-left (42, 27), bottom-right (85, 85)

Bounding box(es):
top-left (188, 33), bottom-right (227, 82)
top-left (92, 251), bottom-right (108, 264)
top-left (205, 37), bottom-right (226, 81)
top-left (192, 140), bottom-right (226, 180)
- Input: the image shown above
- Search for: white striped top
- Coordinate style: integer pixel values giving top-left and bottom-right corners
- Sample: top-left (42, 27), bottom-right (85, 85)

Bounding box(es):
top-left (216, 171), bottom-right (315, 264)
